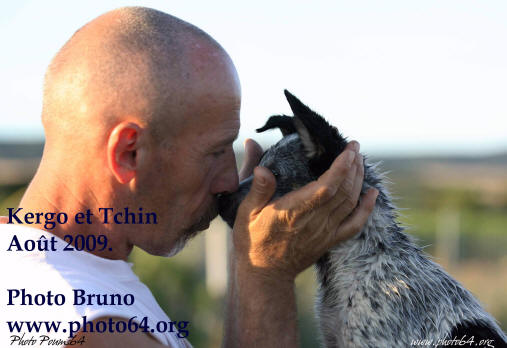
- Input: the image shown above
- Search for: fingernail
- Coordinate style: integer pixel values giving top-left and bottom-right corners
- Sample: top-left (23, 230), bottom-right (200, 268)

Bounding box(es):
top-left (353, 142), bottom-right (360, 153)
top-left (346, 150), bottom-right (356, 166)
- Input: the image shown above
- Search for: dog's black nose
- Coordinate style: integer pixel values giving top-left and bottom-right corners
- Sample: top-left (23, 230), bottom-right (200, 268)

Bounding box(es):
top-left (217, 176), bottom-right (254, 228)
top-left (217, 193), bottom-right (236, 228)
top-left (217, 193), bottom-right (230, 215)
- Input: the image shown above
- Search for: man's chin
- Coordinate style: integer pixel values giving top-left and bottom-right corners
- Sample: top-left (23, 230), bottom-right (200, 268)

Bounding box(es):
top-left (163, 238), bottom-right (187, 257)
top-left (163, 206), bottom-right (217, 257)
top-left (193, 204), bottom-right (218, 231)
top-left (163, 221), bottom-right (210, 258)
top-left (193, 217), bottom-right (213, 231)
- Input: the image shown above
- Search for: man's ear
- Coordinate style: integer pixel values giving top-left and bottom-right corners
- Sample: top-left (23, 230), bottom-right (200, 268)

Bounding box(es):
top-left (107, 122), bottom-right (143, 184)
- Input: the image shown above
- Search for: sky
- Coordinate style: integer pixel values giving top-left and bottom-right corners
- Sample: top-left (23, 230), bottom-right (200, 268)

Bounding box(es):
top-left (1, 0), bottom-right (506, 156)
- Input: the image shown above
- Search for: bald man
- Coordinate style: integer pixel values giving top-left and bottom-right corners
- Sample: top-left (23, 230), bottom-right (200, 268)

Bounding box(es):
top-left (0, 6), bottom-right (378, 348)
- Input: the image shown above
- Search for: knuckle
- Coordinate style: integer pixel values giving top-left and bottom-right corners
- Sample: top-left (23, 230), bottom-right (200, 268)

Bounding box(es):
top-left (316, 185), bottom-right (334, 202)
top-left (357, 161), bottom-right (365, 177)
top-left (348, 220), bottom-right (362, 234)
top-left (356, 153), bottom-right (364, 166)
top-left (328, 161), bottom-right (348, 179)
top-left (342, 178), bottom-right (354, 193)
top-left (343, 196), bottom-right (358, 212)
top-left (355, 220), bottom-right (366, 233)
top-left (337, 164), bottom-right (350, 177)
top-left (337, 185), bottom-right (353, 204)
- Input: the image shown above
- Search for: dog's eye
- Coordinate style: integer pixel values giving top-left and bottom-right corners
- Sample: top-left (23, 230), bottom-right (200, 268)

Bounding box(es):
top-left (271, 169), bottom-right (280, 178)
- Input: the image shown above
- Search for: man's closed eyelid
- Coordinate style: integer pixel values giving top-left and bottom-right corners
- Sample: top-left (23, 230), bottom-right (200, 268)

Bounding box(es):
top-left (212, 149), bottom-right (226, 157)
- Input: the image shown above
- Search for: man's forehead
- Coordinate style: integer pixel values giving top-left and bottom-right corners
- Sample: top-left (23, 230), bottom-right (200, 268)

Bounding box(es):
top-left (171, 108), bottom-right (239, 147)
top-left (205, 115), bottom-right (240, 142)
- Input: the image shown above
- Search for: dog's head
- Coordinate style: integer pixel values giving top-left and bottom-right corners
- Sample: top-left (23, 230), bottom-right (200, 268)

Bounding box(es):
top-left (218, 90), bottom-right (348, 227)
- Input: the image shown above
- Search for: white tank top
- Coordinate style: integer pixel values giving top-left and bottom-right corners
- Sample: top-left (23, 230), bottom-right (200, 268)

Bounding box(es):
top-left (0, 224), bottom-right (192, 347)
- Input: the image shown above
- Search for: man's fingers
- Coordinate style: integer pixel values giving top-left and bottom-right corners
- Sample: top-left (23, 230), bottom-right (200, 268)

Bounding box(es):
top-left (316, 141), bottom-right (360, 190)
top-left (282, 150), bottom-right (356, 213)
top-left (327, 153), bottom-right (364, 226)
top-left (339, 152), bottom-right (364, 210)
top-left (289, 141), bottom-right (360, 212)
top-left (336, 152), bottom-right (361, 204)
top-left (239, 139), bottom-right (263, 182)
top-left (332, 188), bottom-right (378, 244)
top-left (239, 166), bottom-right (276, 215)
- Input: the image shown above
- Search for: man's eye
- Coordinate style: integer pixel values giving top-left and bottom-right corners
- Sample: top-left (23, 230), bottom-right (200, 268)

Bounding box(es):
top-left (212, 149), bottom-right (226, 157)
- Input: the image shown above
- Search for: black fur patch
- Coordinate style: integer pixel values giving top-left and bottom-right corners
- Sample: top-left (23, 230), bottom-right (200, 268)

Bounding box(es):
top-left (316, 252), bottom-right (332, 289)
top-left (283, 90), bottom-right (348, 177)
top-left (256, 90), bottom-right (348, 178)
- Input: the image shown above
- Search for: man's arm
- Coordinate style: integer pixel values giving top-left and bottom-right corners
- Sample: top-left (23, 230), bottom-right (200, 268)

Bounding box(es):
top-left (225, 251), bottom-right (299, 347)
top-left (224, 140), bottom-right (378, 347)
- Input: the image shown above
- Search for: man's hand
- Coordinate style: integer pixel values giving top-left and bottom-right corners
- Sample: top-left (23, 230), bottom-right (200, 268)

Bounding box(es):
top-left (233, 140), bottom-right (378, 281)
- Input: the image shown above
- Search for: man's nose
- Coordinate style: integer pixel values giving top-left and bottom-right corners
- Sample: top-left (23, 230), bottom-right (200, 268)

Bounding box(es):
top-left (211, 151), bottom-right (239, 195)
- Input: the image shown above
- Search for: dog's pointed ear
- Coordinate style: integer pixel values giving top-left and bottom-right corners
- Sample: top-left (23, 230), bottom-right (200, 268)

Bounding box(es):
top-left (284, 90), bottom-right (333, 159)
top-left (292, 117), bottom-right (322, 158)
top-left (284, 89), bottom-right (315, 120)
top-left (284, 90), bottom-right (348, 175)
top-left (256, 115), bottom-right (296, 136)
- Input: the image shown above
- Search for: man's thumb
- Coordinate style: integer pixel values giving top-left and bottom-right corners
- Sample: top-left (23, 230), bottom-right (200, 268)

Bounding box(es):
top-left (241, 166), bottom-right (276, 214)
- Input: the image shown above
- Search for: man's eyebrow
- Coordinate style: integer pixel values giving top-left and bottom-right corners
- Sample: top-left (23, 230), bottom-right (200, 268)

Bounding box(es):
top-left (214, 134), bottom-right (239, 148)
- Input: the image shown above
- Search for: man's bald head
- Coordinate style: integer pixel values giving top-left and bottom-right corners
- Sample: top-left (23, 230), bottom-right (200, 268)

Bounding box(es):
top-left (42, 6), bottom-right (239, 148)
top-left (21, 7), bottom-right (241, 258)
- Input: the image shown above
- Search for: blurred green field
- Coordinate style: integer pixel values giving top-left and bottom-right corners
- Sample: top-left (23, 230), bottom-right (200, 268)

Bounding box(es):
top-left (1, 152), bottom-right (506, 347)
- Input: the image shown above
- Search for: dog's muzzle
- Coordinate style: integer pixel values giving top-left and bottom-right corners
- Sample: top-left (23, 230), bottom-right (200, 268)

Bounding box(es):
top-left (217, 176), bottom-right (254, 228)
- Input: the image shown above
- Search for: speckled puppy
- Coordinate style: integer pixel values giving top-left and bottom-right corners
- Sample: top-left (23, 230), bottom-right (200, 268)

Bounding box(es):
top-left (218, 90), bottom-right (507, 348)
